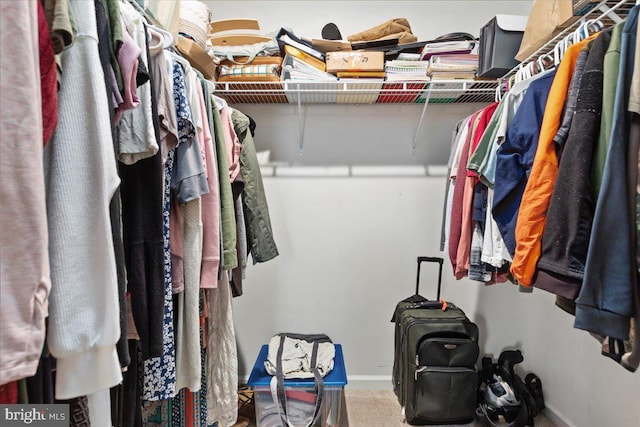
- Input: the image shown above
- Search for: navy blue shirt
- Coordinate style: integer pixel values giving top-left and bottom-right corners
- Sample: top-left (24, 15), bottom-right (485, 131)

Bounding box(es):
top-left (492, 70), bottom-right (556, 255)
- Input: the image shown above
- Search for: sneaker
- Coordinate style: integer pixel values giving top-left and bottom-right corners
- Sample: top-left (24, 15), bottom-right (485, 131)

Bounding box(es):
top-left (484, 375), bottom-right (520, 408)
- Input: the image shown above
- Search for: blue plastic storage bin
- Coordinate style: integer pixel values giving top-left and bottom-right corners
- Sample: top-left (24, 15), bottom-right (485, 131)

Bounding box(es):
top-left (248, 344), bottom-right (347, 427)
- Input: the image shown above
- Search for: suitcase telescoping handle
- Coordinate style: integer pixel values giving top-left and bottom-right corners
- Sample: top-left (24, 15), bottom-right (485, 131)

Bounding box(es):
top-left (416, 256), bottom-right (444, 301)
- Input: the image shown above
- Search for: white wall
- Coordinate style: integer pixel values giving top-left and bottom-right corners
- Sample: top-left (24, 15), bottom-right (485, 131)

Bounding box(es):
top-left (205, 2), bottom-right (640, 427)
top-left (206, 0), bottom-right (535, 43)
top-left (236, 175), bottom-right (640, 427)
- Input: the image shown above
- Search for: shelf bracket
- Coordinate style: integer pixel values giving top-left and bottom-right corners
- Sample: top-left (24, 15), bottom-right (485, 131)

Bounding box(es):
top-left (597, 4), bottom-right (623, 23)
top-left (412, 87), bottom-right (432, 155)
top-left (296, 92), bottom-right (307, 154)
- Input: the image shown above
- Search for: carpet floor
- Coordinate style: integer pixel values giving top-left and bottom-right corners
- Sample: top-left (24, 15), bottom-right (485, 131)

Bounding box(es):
top-left (343, 389), bottom-right (555, 426)
top-left (240, 388), bottom-right (556, 427)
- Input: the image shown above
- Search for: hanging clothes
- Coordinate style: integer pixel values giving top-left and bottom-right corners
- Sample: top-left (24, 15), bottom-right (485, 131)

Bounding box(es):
top-left (45, 0), bottom-right (122, 402)
top-left (621, 6), bottom-right (640, 374)
top-left (95, 0), bottom-right (130, 370)
top-left (535, 29), bottom-right (613, 300)
top-left (39, 0), bottom-right (58, 146)
top-left (205, 276), bottom-right (238, 427)
top-left (41, 0), bottom-right (75, 54)
top-left (455, 103), bottom-right (499, 279)
top-left (232, 109), bottom-right (280, 264)
top-left (492, 70), bottom-right (555, 257)
top-left (511, 34), bottom-right (597, 288)
top-left (592, 22), bottom-right (627, 196)
top-left (140, 59), bottom-right (201, 402)
top-left (575, 5), bottom-right (639, 342)
top-left (448, 111), bottom-right (480, 273)
top-left (211, 99), bottom-right (238, 271)
top-left (118, 0), bottom-right (158, 163)
top-left (441, 117), bottom-right (468, 255)
top-left (199, 79), bottom-right (222, 289)
top-left (0, 0), bottom-right (51, 387)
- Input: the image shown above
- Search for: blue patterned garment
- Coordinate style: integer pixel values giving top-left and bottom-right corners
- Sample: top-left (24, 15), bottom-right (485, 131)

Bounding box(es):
top-left (142, 61), bottom-right (195, 401)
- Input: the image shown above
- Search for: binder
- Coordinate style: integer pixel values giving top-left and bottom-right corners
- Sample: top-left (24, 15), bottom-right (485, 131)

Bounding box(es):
top-left (275, 28), bottom-right (325, 62)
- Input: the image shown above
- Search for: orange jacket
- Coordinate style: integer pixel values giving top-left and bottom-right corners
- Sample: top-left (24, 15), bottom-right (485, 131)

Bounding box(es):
top-left (510, 35), bottom-right (597, 286)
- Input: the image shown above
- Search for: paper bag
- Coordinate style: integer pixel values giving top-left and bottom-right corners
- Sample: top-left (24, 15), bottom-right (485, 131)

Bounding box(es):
top-left (515, 0), bottom-right (574, 62)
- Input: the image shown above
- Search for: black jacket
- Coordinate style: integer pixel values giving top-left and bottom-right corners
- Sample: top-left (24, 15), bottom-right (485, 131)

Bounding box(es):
top-left (535, 29), bottom-right (613, 299)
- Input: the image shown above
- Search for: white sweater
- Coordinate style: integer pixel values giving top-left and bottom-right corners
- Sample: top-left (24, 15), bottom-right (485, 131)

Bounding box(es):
top-left (44, 0), bottom-right (122, 399)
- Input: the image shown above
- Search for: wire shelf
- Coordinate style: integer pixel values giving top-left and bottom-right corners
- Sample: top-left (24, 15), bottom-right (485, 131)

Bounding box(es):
top-left (212, 80), bottom-right (498, 105)
top-left (210, 0), bottom-right (637, 105)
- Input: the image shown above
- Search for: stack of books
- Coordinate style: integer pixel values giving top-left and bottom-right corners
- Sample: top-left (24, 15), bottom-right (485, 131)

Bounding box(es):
top-left (384, 59), bottom-right (431, 81)
top-left (427, 54), bottom-right (478, 80)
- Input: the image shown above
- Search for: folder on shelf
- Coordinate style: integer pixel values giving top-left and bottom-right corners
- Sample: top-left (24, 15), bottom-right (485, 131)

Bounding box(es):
top-left (276, 28), bottom-right (326, 62)
top-left (283, 45), bottom-right (326, 71)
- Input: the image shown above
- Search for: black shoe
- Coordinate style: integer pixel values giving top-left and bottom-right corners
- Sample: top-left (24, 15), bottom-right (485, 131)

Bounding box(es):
top-left (322, 23), bottom-right (342, 40)
top-left (498, 350), bottom-right (523, 384)
top-left (525, 373), bottom-right (545, 412)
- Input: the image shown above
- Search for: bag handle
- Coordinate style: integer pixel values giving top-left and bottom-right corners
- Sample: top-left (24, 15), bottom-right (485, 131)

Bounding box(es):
top-left (416, 256), bottom-right (443, 300)
top-left (225, 51), bottom-right (257, 65)
top-left (271, 335), bottom-right (325, 427)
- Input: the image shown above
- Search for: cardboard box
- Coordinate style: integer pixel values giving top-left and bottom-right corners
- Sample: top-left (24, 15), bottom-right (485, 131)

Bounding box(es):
top-left (325, 51), bottom-right (384, 73)
top-left (176, 36), bottom-right (217, 80)
top-left (478, 15), bottom-right (528, 78)
top-left (573, 0), bottom-right (599, 16)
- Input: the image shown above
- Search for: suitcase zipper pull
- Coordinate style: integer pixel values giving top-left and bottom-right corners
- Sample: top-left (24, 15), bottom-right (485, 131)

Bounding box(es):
top-left (415, 366), bottom-right (427, 380)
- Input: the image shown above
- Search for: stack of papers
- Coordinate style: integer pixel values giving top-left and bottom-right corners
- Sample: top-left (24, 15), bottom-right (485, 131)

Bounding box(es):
top-left (428, 54), bottom-right (478, 80)
top-left (384, 60), bottom-right (431, 81)
top-left (421, 40), bottom-right (476, 60)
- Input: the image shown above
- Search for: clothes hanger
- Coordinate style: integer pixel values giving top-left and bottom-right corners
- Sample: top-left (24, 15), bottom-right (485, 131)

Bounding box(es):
top-left (553, 37), bottom-right (565, 66)
top-left (515, 64), bottom-right (525, 84)
top-left (539, 53), bottom-right (555, 73)
top-left (518, 63), bottom-right (529, 83)
top-left (574, 19), bottom-right (602, 43)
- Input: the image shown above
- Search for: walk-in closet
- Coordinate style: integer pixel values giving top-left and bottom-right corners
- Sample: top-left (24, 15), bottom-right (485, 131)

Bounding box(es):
top-left (1, 1), bottom-right (638, 427)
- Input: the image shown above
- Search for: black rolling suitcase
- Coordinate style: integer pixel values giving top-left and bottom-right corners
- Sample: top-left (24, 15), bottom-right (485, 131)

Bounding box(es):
top-left (391, 257), bottom-right (480, 425)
